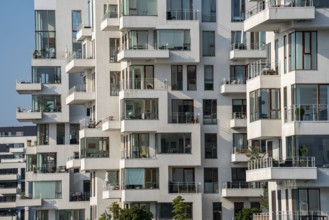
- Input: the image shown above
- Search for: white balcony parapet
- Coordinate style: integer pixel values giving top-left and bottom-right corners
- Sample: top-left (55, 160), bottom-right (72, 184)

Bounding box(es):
top-left (221, 78), bottom-right (247, 95)
top-left (285, 104), bottom-right (329, 122)
top-left (101, 12), bottom-right (119, 31)
top-left (120, 148), bottom-right (157, 159)
top-left (230, 43), bottom-right (266, 60)
top-left (76, 24), bottom-right (92, 41)
top-left (248, 157), bottom-right (315, 170)
top-left (116, 44), bottom-right (170, 61)
top-left (246, 0), bottom-right (314, 20)
top-left (16, 107), bottom-right (42, 121)
top-left (102, 184), bottom-right (121, 199)
top-left (102, 115), bottom-right (121, 131)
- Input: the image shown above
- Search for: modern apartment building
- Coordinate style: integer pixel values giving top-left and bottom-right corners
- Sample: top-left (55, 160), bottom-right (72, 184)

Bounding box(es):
top-left (0, 126), bottom-right (36, 220)
top-left (15, 0), bottom-right (318, 219)
top-left (242, 0), bottom-right (329, 219)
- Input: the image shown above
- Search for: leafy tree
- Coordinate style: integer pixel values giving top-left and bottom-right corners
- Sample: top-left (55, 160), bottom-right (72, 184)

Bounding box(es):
top-left (260, 183), bottom-right (269, 210)
top-left (172, 195), bottom-right (191, 220)
top-left (235, 208), bottom-right (262, 220)
top-left (109, 202), bottom-right (121, 220)
top-left (119, 207), bottom-right (153, 220)
top-left (246, 146), bottom-right (261, 160)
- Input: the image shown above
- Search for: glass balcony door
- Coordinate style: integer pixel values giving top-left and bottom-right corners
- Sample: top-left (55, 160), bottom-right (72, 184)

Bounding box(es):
top-left (128, 66), bottom-right (154, 90)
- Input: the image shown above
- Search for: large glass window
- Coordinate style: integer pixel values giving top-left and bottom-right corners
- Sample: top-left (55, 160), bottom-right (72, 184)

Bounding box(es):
top-left (156, 133), bottom-right (191, 154)
top-left (36, 210), bottom-right (49, 220)
top-left (32, 181), bottom-right (61, 199)
top-left (70, 124), bottom-right (79, 144)
top-left (231, 31), bottom-right (246, 49)
top-left (120, 0), bottom-right (157, 16)
top-left (249, 89), bottom-right (281, 122)
top-left (187, 65), bottom-right (196, 91)
top-left (167, 0), bottom-right (194, 20)
top-left (170, 168), bottom-right (196, 193)
top-left (171, 65), bottom-right (183, 91)
top-left (56, 124), bottom-right (65, 145)
top-left (205, 133), bottom-right (217, 159)
top-left (232, 99), bottom-right (247, 118)
top-left (155, 30), bottom-right (190, 50)
top-left (204, 168), bottom-right (218, 193)
top-left (203, 99), bottom-right (217, 124)
top-left (292, 189), bottom-right (320, 215)
top-left (109, 38), bottom-right (120, 62)
top-left (32, 67), bottom-right (61, 84)
top-left (286, 135), bottom-right (329, 167)
top-left (233, 133), bottom-right (248, 153)
top-left (203, 31), bottom-right (215, 56)
top-left (291, 84), bottom-right (329, 121)
top-left (123, 168), bottom-right (159, 189)
top-left (170, 99), bottom-right (194, 123)
top-left (37, 124), bottom-right (49, 145)
top-left (202, 0), bottom-right (216, 22)
top-left (231, 0), bottom-right (245, 22)
top-left (204, 65), bottom-right (214, 90)
top-left (72, 11), bottom-right (82, 55)
top-left (32, 95), bottom-right (61, 112)
top-left (36, 153), bottom-right (57, 173)
top-left (110, 71), bottom-right (120, 96)
top-left (232, 167), bottom-right (246, 182)
top-left (129, 31), bottom-right (148, 49)
top-left (122, 98), bottom-right (158, 120)
top-left (289, 31), bottom-right (317, 71)
top-left (230, 65), bottom-right (247, 84)
top-left (123, 66), bottom-right (154, 90)
top-left (213, 203), bottom-right (222, 220)
top-left (122, 133), bottom-right (151, 158)
top-left (35, 10), bottom-right (56, 58)
top-left (80, 137), bottom-right (109, 158)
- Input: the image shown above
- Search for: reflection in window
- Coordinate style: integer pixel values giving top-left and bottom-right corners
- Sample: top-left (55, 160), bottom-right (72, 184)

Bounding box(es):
top-left (230, 65), bottom-right (247, 84)
top-left (155, 30), bottom-right (190, 50)
top-left (249, 89), bottom-right (280, 122)
top-left (156, 133), bottom-right (191, 154)
top-left (55, 209), bottom-right (84, 220)
top-left (37, 124), bottom-right (49, 145)
top-left (233, 133), bottom-right (248, 153)
top-left (289, 31), bottom-right (317, 71)
top-left (170, 99), bottom-right (194, 123)
top-left (202, 0), bottom-right (216, 22)
top-left (80, 137), bottom-right (109, 158)
top-left (32, 67), bottom-right (61, 84)
top-left (231, 0), bottom-right (245, 22)
top-left (203, 31), bottom-right (215, 56)
top-left (123, 168), bottom-right (159, 189)
top-left (203, 99), bottom-right (217, 124)
top-left (204, 65), bottom-right (214, 90)
top-left (110, 71), bottom-right (120, 96)
top-left (35, 10), bottom-right (56, 58)
top-left (292, 189), bottom-right (320, 215)
top-left (122, 98), bottom-right (158, 120)
top-left (187, 65), bottom-right (197, 91)
top-left (120, 0), bottom-right (157, 16)
top-left (72, 11), bottom-right (82, 55)
top-left (171, 65), bottom-right (183, 91)
top-left (205, 133), bottom-right (217, 159)
top-left (32, 95), bottom-right (61, 112)
top-left (204, 168), bottom-right (218, 193)
top-left (32, 181), bottom-right (61, 199)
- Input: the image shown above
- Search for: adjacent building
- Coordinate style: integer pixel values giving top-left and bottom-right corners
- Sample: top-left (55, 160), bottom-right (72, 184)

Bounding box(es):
top-left (0, 126), bottom-right (36, 219)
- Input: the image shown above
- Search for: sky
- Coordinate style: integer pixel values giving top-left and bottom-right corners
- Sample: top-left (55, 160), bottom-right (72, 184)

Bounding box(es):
top-left (0, 0), bottom-right (34, 126)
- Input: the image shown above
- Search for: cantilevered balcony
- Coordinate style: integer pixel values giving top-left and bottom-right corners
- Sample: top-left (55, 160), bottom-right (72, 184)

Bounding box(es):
top-left (246, 157), bottom-right (317, 182)
top-left (66, 155), bottom-right (81, 169)
top-left (167, 9), bottom-right (199, 21)
top-left (102, 184), bottom-right (121, 199)
top-left (102, 116), bottom-right (121, 131)
top-left (16, 80), bottom-right (42, 94)
top-left (230, 43), bottom-right (266, 60)
top-left (244, 0), bottom-right (315, 32)
top-left (66, 85), bottom-right (95, 105)
top-left (221, 181), bottom-right (263, 198)
top-left (116, 45), bottom-right (170, 62)
top-left (65, 53), bottom-right (95, 73)
top-left (16, 194), bottom-right (42, 207)
top-left (230, 112), bottom-right (247, 129)
top-left (76, 24), bottom-right (92, 41)
top-left (16, 108), bottom-right (42, 122)
top-left (231, 147), bottom-right (249, 163)
top-left (101, 12), bottom-right (119, 31)
top-left (221, 78), bottom-right (246, 95)
top-left (168, 182), bottom-right (201, 194)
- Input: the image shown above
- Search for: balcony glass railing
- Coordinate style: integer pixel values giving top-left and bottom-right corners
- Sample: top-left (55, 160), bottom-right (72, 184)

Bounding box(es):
top-left (167, 9), bottom-right (199, 20)
top-left (248, 59), bottom-right (278, 79)
top-left (248, 157), bottom-right (316, 170)
top-left (69, 192), bottom-right (90, 201)
top-left (233, 146), bottom-right (249, 154)
top-left (168, 112), bottom-right (199, 124)
top-left (285, 104), bottom-right (329, 122)
top-left (231, 43), bottom-right (265, 51)
top-left (168, 182), bottom-right (200, 193)
top-left (204, 182), bottom-right (219, 193)
top-left (246, 0), bottom-right (314, 19)
top-left (222, 181), bottom-right (262, 189)
top-left (120, 78), bottom-right (167, 91)
top-left (102, 11), bottom-right (119, 20)
top-left (232, 112), bottom-right (247, 119)
top-left (121, 147), bottom-right (157, 159)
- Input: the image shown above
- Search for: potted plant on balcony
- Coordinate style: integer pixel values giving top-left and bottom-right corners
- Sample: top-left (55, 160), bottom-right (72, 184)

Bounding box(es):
top-left (295, 107), bottom-right (305, 121)
top-left (33, 50), bottom-right (40, 59)
top-left (299, 145), bottom-right (309, 167)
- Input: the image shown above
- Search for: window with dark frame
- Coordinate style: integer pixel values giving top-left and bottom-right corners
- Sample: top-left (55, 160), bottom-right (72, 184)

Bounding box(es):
top-left (187, 65), bottom-right (197, 91)
top-left (171, 65), bottom-right (183, 91)
top-left (203, 99), bottom-right (217, 124)
top-left (205, 133), bottom-right (217, 159)
top-left (204, 65), bottom-right (214, 90)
